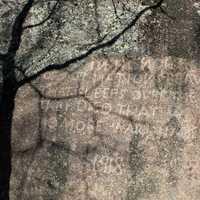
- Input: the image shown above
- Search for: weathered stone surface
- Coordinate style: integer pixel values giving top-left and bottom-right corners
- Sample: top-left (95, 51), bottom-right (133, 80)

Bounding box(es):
top-left (12, 85), bottom-right (40, 152)
top-left (138, 0), bottom-right (200, 63)
top-left (7, 0), bottom-right (200, 199)
top-left (11, 55), bottom-right (200, 199)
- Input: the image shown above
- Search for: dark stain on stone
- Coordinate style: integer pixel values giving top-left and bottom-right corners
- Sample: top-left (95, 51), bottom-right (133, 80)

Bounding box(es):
top-left (159, 116), bottom-right (184, 186)
top-left (126, 126), bottom-right (160, 199)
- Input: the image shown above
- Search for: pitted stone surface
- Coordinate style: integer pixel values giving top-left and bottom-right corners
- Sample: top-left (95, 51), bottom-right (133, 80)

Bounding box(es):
top-left (11, 56), bottom-right (200, 200)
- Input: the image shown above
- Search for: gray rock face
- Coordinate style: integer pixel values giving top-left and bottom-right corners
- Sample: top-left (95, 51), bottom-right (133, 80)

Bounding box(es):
top-left (8, 0), bottom-right (200, 199)
top-left (138, 0), bottom-right (200, 63)
top-left (11, 55), bottom-right (200, 200)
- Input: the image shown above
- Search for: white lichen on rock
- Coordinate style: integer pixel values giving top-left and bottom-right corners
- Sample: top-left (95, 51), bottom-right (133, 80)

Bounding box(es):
top-left (193, 2), bottom-right (200, 16)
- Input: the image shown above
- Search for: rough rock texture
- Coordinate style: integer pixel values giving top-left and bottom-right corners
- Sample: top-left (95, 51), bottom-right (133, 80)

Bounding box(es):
top-left (9, 0), bottom-right (200, 199)
top-left (138, 0), bottom-right (200, 62)
top-left (11, 55), bottom-right (200, 199)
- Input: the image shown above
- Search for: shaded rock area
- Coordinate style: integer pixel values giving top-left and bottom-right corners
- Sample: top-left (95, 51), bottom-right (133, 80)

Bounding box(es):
top-left (11, 55), bottom-right (200, 200)
top-left (138, 0), bottom-right (200, 63)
